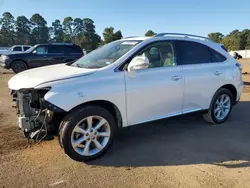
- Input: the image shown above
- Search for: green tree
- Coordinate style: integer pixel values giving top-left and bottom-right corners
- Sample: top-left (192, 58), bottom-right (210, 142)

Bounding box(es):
top-left (103, 27), bottom-right (123, 44)
top-left (0, 12), bottom-right (16, 46)
top-left (15, 16), bottom-right (32, 44)
top-left (50, 19), bottom-right (64, 42)
top-left (63, 17), bottom-right (73, 41)
top-left (145, 30), bottom-right (156, 37)
top-left (221, 30), bottom-right (246, 51)
top-left (208, 32), bottom-right (224, 43)
top-left (63, 17), bottom-right (85, 43)
top-left (79, 18), bottom-right (101, 50)
top-left (30, 13), bottom-right (49, 44)
top-left (241, 29), bottom-right (250, 49)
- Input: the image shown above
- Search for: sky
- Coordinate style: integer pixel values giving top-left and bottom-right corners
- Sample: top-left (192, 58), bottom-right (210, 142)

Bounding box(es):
top-left (0, 0), bottom-right (249, 37)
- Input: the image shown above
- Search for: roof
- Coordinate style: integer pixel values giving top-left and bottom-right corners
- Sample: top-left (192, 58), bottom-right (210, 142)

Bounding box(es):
top-left (121, 37), bottom-right (152, 41)
top-left (121, 33), bottom-right (215, 44)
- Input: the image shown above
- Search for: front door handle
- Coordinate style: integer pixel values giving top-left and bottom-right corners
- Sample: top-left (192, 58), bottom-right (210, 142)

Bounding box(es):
top-left (214, 71), bottom-right (222, 76)
top-left (171, 75), bottom-right (182, 81)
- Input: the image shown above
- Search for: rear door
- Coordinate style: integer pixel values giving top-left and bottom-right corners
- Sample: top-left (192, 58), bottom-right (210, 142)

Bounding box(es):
top-left (176, 40), bottom-right (225, 111)
top-left (64, 45), bottom-right (83, 62)
top-left (47, 45), bottom-right (65, 65)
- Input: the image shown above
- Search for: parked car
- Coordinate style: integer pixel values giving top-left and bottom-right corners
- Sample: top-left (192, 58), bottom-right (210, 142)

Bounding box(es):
top-left (9, 45), bottom-right (32, 52)
top-left (0, 43), bottom-right (83, 73)
top-left (8, 33), bottom-right (243, 161)
top-left (0, 45), bottom-right (32, 56)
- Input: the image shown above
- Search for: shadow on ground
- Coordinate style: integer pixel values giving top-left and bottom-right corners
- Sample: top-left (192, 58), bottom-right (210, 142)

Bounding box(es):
top-left (244, 81), bottom-right (250, 86)
top-left (89, 101), bottom-right (250, 168)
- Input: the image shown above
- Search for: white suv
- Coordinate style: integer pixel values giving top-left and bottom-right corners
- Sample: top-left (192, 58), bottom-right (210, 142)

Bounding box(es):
top-left (8, 33), bottom-right (243, 161)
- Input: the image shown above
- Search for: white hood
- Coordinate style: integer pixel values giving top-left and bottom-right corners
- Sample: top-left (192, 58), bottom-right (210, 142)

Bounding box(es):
top-left (8, 64), bottom-right (97, 90)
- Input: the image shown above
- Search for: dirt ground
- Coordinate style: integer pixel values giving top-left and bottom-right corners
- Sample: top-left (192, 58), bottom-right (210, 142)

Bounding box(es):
top-left (0, 60), bottom-right (250, 188)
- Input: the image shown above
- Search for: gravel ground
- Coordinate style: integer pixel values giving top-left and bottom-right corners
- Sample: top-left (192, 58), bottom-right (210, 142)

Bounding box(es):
top-left (0, 60), bottom-right (250, 188)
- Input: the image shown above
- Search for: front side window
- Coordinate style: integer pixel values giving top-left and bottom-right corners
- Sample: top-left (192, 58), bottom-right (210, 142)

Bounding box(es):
top-left (72, 40), bottom-right (141, 69)
top-left (128, 41), bottom-right (177, 69)
top-left (177, 41), bottom-right (210, 65)
top-left (35, 46), bottom-right (47, 55)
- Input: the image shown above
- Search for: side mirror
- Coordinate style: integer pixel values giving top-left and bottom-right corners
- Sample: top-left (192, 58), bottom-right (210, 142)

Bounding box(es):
top-left (128, 56), bottom-right (149, 74)
top-left (32, 50), bottom-right (37, 54)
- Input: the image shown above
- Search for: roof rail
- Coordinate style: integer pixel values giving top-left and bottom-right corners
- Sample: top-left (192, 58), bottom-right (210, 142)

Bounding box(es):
top-left (155, 33), bottom-right (213, 42)
top-left (50, 42), bottom-right (74, 45)
top-left (123, 36), bottom-right (138, 39)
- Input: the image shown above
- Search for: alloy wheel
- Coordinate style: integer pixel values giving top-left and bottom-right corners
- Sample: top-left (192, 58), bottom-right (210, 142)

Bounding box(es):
top-left (71, 116), bottom-right (111, 156)
top-left (214, 94), bottom-right (231, 121)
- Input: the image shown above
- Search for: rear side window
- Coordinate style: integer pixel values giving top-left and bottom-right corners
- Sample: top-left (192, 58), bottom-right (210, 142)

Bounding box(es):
top-left (177, 41), bottom-right (211, 65)
top-left (48, 45), bottom-right (64, 54)
top-left (210, 49), bottom-right (226, 62)
top-left (13, 46), bottom-right (22, 51)
top-left (23, 47), bottom-right (30, 51)
top-left (65, 45), bottom-right (83, 54)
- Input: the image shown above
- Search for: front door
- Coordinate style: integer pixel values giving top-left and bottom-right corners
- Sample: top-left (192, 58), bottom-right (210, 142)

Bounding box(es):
top-left (125, 41), bottom-right (184, 125)
top-left (29, 45), bottom-right (49, 68)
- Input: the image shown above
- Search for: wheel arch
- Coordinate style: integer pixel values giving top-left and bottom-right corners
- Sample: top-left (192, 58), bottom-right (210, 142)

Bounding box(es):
top-left (214, 84), bottom-right (237, 105)
top-left (11, 59), bottom-right (28, 68)
top-left (67, 100), bottom-right (123, 129)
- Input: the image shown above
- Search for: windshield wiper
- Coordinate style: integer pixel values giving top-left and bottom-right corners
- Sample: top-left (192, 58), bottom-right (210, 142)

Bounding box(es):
top-left (75, 64), bottom-right (101, 69)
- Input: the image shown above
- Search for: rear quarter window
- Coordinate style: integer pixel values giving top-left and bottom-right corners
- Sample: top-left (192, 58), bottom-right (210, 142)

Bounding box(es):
top-left (210, 48), bottom-right (226, 62)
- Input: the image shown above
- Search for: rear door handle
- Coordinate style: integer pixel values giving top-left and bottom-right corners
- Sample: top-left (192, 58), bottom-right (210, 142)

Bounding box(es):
top-left (171, 75), bottom-right (182, 81)
top-left (214, 71), bottom-right (222, 76)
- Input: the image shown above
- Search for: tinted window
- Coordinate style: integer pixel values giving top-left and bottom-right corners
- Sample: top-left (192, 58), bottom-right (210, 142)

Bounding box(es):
top-left (210, 49), bottom-right (226, 62)
top-left (177, 41), bottom-right (211, 65)
top-left (23, 47), bottom-right (31, 51)
top-left (65, 45), bottom-right (82, 54)
top-left (13, 46), bottom-right (22, 51)
top-left (48, 45), bottom-right (64, 54)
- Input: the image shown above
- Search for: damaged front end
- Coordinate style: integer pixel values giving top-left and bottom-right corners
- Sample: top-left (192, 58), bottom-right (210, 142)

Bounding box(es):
top-left (11, 88), bottom-right (65, 141)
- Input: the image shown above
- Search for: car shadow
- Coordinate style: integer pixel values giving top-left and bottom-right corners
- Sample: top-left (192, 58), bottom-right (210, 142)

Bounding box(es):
top-left (244, 81), bottom-right (250, 86)
top-left (89, 101), bottom-right (250, 168)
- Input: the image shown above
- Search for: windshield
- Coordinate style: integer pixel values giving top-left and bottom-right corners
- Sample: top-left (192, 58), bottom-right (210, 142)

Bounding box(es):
top-left (72, 40), bottom-right (141, 69)
top-left (25, 45), bottom-right (38, 53)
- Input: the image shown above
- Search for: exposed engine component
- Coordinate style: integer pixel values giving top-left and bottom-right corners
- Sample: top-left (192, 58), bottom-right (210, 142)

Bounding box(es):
top-left (12, 88), bottom-right (62, 142)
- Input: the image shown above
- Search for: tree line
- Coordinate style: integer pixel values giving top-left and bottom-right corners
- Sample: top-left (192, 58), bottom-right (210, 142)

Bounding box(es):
top-left (0, 12), bottom-right (123, 50)
top-left (208, 30), bottom-right (250, 51)
top-left (144, 29), bottom-right (250, 51)
top-left (0, 12), bottom-right (249, 52)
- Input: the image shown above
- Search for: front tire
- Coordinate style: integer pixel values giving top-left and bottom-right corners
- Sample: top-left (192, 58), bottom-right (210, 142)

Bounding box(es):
top-left (203, 88), bottom-right (233, 124)
top-left (59, 106), bottom-right (117, 161)
top-left (11, 61), bottom-right (28, 73)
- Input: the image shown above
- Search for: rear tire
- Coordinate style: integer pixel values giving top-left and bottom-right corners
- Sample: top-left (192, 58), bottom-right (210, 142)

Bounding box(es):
top-left (11, 61), bottom-right (28, 73)
top-left (59, 105), bottom-right (117, 161)
top-left (203, 88), bottom-right (233, 124)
